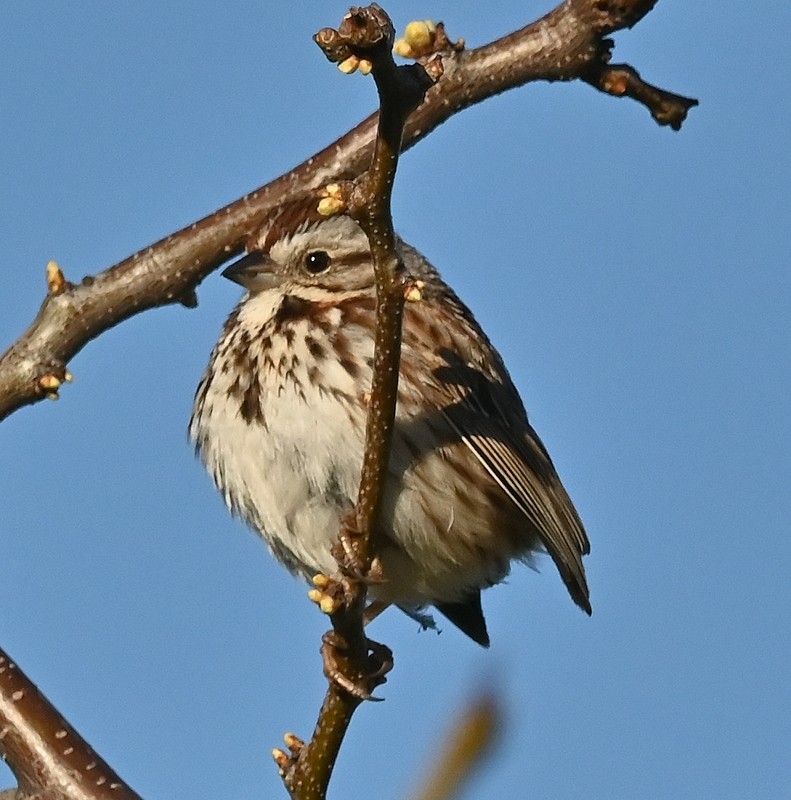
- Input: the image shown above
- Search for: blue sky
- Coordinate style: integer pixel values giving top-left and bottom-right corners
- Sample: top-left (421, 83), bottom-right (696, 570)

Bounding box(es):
top-left (1, 2), bottom-right (789, 799)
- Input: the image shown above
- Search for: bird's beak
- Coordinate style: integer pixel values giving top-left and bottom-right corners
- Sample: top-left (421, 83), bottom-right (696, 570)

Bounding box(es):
top-left (222, 251), bottom-right (280, 291)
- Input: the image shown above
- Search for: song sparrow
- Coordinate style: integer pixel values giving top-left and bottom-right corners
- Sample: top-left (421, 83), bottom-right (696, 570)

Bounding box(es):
top-left (190, 195), bottom-right (590, 646)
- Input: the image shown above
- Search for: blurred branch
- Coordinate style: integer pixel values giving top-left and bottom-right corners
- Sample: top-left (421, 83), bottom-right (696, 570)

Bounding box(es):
top-left (411, 693), bottom-right (502, 800)
top-left (0, 0), bottom-right (696, 423)
top-left (0, 647), bottom-right (141, 800)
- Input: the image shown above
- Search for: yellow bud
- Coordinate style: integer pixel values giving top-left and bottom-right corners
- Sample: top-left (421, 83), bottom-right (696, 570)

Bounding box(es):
top-left (338, 55), bottom-right (360, 74)
top-left (404, 20), bottom-right (436, 52)
top-left (320, 596), bottom-right (338, 615)
top-left (393, 38), bottom-right (415, 59)
top-left (357, 58), bottom-right (373, 75)
top-left (39, 374), bottom-right (61, 391)
top-left (46, 260), bottom-right (67, 295)
top-left (308, 589), bottom-right (323, 604)
top-left (312, 574), bottom-right (331, 589)
top-left (404, 280), bottom-right (425, 302)
top-left (284, 732), bottom-right (304, 751)
top-left (318, 196), bottom-right (346, 217)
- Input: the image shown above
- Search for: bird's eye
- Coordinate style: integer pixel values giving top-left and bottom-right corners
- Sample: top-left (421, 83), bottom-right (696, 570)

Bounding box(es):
top-left (304, 250), bottom-right (331, 275)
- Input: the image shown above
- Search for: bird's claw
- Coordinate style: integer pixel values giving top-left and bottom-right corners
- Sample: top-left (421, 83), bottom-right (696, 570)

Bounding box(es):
top-left (332, 514), bottom-right (387, 585)
top-left (321, 630), bottom-right (393, 701)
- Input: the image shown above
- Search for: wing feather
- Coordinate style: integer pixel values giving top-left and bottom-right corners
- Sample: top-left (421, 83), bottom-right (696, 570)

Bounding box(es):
top-left (397, 247), bottom-right (591, 613)
top-left (441, 381), bottom-right (591, 613)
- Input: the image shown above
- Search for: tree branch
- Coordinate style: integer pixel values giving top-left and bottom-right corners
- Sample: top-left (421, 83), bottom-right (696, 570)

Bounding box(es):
top-left (1, 2), bottom-right (697, 797)
top-left (0, 0), bottom-right (696, 423)
top-left (0, 647), bottom-right (141, 800)
top-left (583, 62), bottom-right (698, 130)
top-left (411, 693), bottom-right (501, 800)
top-left (277, 7), bottom-right (438, 798)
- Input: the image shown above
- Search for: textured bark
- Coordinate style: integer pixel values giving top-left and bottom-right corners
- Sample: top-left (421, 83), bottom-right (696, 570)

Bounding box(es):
top-left (0, 0), bottom-right (695, 423)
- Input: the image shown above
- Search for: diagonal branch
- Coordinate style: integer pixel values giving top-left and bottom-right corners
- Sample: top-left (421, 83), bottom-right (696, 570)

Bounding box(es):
top-left (411, 693), bottom-right (501, 800)
top-left (0, 647), bottom-right (141, 800)
top-left (0, 0), bottom-right (696, 423)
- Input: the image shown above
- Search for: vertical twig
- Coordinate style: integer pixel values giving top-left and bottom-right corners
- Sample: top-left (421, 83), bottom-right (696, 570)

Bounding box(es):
top-left (278, 7), bottom-right (440, 799)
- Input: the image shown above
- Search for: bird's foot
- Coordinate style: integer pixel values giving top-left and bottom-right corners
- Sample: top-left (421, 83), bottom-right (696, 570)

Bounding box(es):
top-left (321, 630), bottom-right (393, 701)
top-left (329, 512), bottom-right (387, 585)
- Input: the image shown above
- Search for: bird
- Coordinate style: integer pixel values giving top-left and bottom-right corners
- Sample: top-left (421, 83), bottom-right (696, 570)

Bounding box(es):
top-left (190, 194), bottom-right (590, 646)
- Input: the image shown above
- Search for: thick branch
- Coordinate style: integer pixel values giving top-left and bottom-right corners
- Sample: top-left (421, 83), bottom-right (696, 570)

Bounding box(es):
top-left (0, 0), bottom-right (696, 422)
top-left (0, 647), bottom-right (141, 800)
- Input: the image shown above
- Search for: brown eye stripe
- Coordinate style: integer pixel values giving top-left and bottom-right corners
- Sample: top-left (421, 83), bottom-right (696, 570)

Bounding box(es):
top-left (329, 251), bottom-right (370, 269)
top-left (302, 250), bottom-right (370, 278)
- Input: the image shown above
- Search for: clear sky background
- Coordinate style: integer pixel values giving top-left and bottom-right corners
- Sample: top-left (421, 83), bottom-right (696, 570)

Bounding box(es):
top-left (1, 3), bottom-right (789, 799)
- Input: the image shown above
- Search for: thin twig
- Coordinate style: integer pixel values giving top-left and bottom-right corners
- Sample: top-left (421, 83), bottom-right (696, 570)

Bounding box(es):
top-left (583, 62), bottom-right (699, 130)
top-left (279, 6), bottom-right (437, 799)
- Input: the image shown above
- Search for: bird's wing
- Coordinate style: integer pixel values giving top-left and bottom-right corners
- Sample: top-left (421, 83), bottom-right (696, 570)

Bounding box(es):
top-left (402, 283), bottom-right (591, 613)
top-left (437, 367), bottom-right (591, 613)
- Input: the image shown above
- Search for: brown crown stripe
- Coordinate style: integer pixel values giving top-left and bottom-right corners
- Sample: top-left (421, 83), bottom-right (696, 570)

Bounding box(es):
top-left (257, 195), bottom-right (326, 253)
